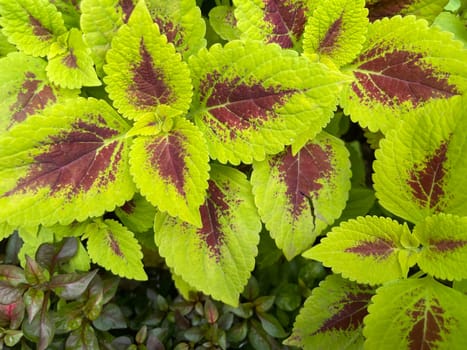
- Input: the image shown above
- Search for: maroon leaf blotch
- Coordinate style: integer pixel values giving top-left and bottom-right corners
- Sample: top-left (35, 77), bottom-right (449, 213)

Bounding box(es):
top-left (130, 39), bottom-right (172, 108)
top-left (407, 140), bottom-right (449, 210)
top-left (9, 72), bottom-right (56, 128)
top-left (197, 180), bottom-right (229, 261)
top-left (353, 47), bottom-right (458, 107)
top-left (275, 144), bottom-right (333, 217)
top-left (107, 231), bottom-right (124, 258)
top-left (28, 15), bottom-right (52, 41)
top-left (154, 18), bottom-right (184, 48)
top-left (145, 132), bottom-right (187, 196)
top-left (118, 0), bottom-right (136, 23)
top-left (345, 238), bottom-right (394, 259)
top-left (62, 48), bottom-right (78, 68)
top-left (319, 16), bottom-right (343, 54)
top-left (263, 0), bottom-right (308, 48)
top-left (121, 200), bottom-right (135, 214)
top-left (366, 0), bottom-right (414, 22)
top-left (429, 239), bottom-right (467, 253)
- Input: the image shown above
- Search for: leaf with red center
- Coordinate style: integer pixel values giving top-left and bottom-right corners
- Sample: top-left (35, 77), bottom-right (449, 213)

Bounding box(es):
top-left (251, 132), bottom-right (351, 260)
top-left (374, 97), bottom-right (467, 224)
top-left (190, 40), bottom-right (346, 164)
top-left (285, 274), bottom-right (375, 349)
top-left (0, 0), bottom-right (66, 57)
top-left (413, 214), bottom-right (467, 280)
top-left (130, 118), bottom-right (209, 227)
top-left (0, 98), bottom-right (135, 227)
top-left (115, 193), bottom-right (157, 234)
top-left (104, 1), bottom-right (192, 121)
top-left (154, 164), bottom-right (261, 306)
top-left (304, 216), bottom-right (416, 284)
top-left (341, 16), bottom-right (467, 133)
top-left (234, 0), bottom-right (312, 49)
top-left (303, 0), bottom-right (368, 68)
top-left (367, 0), bottom-right (449, 23)
top-left (0, 52), bottom-right (77, 133)
top-left (364, 277), bottom-right (467, 349)
top-left (86, 219), bottom-right (147, 281)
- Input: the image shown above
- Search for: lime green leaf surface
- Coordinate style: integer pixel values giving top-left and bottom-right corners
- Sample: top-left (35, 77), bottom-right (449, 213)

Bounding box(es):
top-left (0, 0), bottom-right (66, 57)
top-left (115, 193), bottom-right (157, 234)
top-left (303, 0), bottom-right (369, 68)
top-left (189, 40), bottom-right (345, 164)
top-left (0, 52), bottom-right (77, 133)
top-left (414, 214), bottom-right (467, 280)
top-left (251, 132), bottom-right (351, 260)
top-left (154, 164), bottom-right (261, 305)
top-left (286, 274), bottom-right (375, 349)
top-left (341, 15), bottom-right (467, 133)
top-left (86, 219), bottom-right (147, 281)
top-left (304, 216), bottom-right (417, 284)
top-left (433, 11), bottom-right (467, 48)
top-left (374, 97), bottom-right (467, 223)
top-left (130, 118), bottom-right (210, 227)
top-left (209, 5), bottom-right (241, 41)
top-left (367, 0), bottom-right (449, 22)
top-left (52, 0), bottom-right (81, 29)
top-left (0, 29), bottom-right (16, 56)
top-left (234, 0), bottom-right (313, 49)
top-left (0, 98), bottom-right (135, 226)
top-left (364, 277), bottom-right (467, 350)
top-left (104, 1), bottom-right (192, 121)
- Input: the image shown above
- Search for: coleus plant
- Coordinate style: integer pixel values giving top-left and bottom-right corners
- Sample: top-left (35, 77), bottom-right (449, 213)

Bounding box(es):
top-left (0, 0), bottom-right (466, 348)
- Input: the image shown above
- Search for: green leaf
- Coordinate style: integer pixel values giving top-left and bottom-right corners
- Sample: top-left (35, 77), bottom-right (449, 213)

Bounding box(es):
top-left (209, 5), bottom-right (241, 41)
top-left (154, 164), bottom-right (261, 306)
top-left (364, 277), bottom-right (467, 350)
top-left (23, 288), bottom-right (44, 323)
top-left (190, 40), bottom-right (346, 164)
top-left (104, 1), bottom-right (192, 121)
top-left (0, 52), bottom-right (78, 133)
top-left (373, 97), bottom-right (467, 223)
top-left (0, 265), bottom-right (26, 286)
top-left (413, 214), bottom-right (467, 280)
top-left (340, 15), bottom-right (467, 133)
top-left (285, 274), bottom-right (375, 349)
top-left (251, 131), bottom-right (351, 260)
top-left (0, 29), bottom-right (16, 56)
top-left (52, 0), bottom-right (81, 29)
top-left (336, 187), bottom-right (376, 224)
top-left (304, 216), bottom-right (418, 284)
top-left (92, 303), bottom-right (127, 331)
top-left (115, 193), bottom-right (157, 233)
top-left (257, 311), bottom-right (288, 338)
top-left (0, 97), bottom-right (135, 227)
top-left (129, 118), bottom-right (210, 227)
top-left (367, 0), bottom-right (449, 23)
top-left (233, 0), bottom-right (314, 49)
top-left (433, 11), bottom-right (467, 47)
top-left (46, 28), bottom-right (101, 89)
top-left (86, 219), bottom-right (147, 281)
top-left (303, 0), bottom-right (369, 68)
top-left (0, 0), bottom-right (66, 57)
top-left (22, 309), bottom-right (54, 350)
top-left (65, 323), bottom-right (99, 350)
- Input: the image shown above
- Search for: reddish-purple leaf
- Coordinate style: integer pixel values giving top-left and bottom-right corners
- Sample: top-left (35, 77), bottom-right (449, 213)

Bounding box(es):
top-left (28, 15), bottom-right (53, 41)
top-left (318, 17), bottom-right (344, 54)
top-left (118, 0), bottom-right (137, 23)
top-left (154, 17), bottom-right (183, 48)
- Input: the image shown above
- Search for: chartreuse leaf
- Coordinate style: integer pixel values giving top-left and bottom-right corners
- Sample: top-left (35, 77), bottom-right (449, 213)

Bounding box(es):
top-left (0, 97), bottom-right (135, 227)
top-left (304, 216), bottom-right (419, 284)
top-left (146, 0), bottom-right (206, 60)
top-left (104, 1), bottom-right (192, 121)
top-left (374, 97), bottom-right (467, 224)
top-left (85, 218), bottom-right (147, 281)
top-left (115, 193), bottom-right (157, 233)
top-left (303, 0), bottom-right (369, 68)
top-left (285, 274), bottom-right (375, 349)
top-left (0, 0), bottom-right (66, 57)
top-left (52, 0), bottom-right (81, 29)
top-left (130, 118), bottom-right (209, 227)
top-left (413, 214), bottom-right (467, 280)
top-left (233, 0), bottom-right (314, 49)
top-left (209, 5), bottom-right (241, 41)
top-left (341, 15), bottom-right (467, 133)
top-left (367, 0), bottom-right (449, 22)
top-left (189, 40), bottom-right (345, 164)
top-left (46, 28), bottom-right (101, 89)
top-left (0, 29), bottom-right (16, 56)
top-left (0, 221), bottom-right (15, 241)
top-left (0, 52), bottom-right (78, 133)
top-left (251, 131), bottom-right (351, 260)
top-left (154, 164), bottom-right (261, 306)
top-left (364, 276), bottom-right (467, 350)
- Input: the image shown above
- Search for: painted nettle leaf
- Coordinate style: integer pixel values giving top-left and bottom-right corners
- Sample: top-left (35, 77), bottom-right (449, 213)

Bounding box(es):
top-left (374, 97), bottom-right (467, 224)
top-left (233, 0), bottom-right (315, 49)
top-left (340, 15), bottom-right (467, 133)
top-left (104, 1), bottom-right (192, 121)
top-left (0, 97), bottom-right (135, 227)
top-left (129, 117), bottom-right (210, 227)
top-left (189, 40), bottom-right (345, 164)
top-left (154, 164), bottom-right (261, 306)
top-left (302, 0), bottom-right (369, 68)
top-left (0, 0), bottom-right (67, 57)
top-left (208, 5), bottom-right (241, 41)
top-left (115, 193), bottom-right (157, 234)
top-left (285, 274), bottom-right (376, 349)
top-left (364, 276), bottom-right (467, 350)
top-left (251, 131), bottom-right (351, 260)
top-left (304, 216), bottom-right (419, 284)
top-left (0, 52), bottom-right (77, 133)
top-left (366, 0), bottom-right (449, 23)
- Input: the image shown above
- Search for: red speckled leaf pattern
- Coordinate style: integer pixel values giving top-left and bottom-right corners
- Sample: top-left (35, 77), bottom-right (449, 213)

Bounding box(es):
top-left (367, 0), bottom-right (449, 22)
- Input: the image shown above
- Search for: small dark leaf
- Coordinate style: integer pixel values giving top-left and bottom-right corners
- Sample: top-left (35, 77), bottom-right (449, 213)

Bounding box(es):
top-left (274, 283), bottom-right (301, 311)
top-left (254, 296), bottom-right (275, 313)
top-left (49, 270), bottom-right (97, 300)
top-left (92, 303), bottom-right (126, 331)
top-left (83, 275), bottom-right (103, 321)
top-left (0, 265), bottom-right (27, 286)
top-left (204, 299), bottom-right (219, 324)
top-left (4, 329), bottom-right (24, 347)
top-left (0, 298), bottom-right (25, 329)
top-left (53, 301), bottom-right (84, 333)
top-left (256, 311), bottom-right (288, 338)
top-left (35, 243), bottom-right (56, 272)
top-left (146, 331), bottom-right (166, 350)
top-left (101, 276), bottom-right (120, 304)
top-left (24, 256), bottom-right (49, 285)
top-left (55, 237), bottom-right (79, 263)
top-left (226, 321), bottom-right (248, 343)
top-left (0, 281), bottom-right (24, 304)
top-left (22, 312), bottom-right (54, 350)
top-left (24, 288), bottom-right (44, 323)
top-left (218, 312), bottom-right (234, 330)
top-left (225, 303), bottom-right (253, 319)
top-left (65, 323), bottom-right (99, 350)
top-left (242, 276), bottom-right (260, 301)
top-left (183, 327), bottom-right (203, 342)
top-left (135, 325), bottom-right (147, 344)
top-left (248, 319), bottom-right (281, 350)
